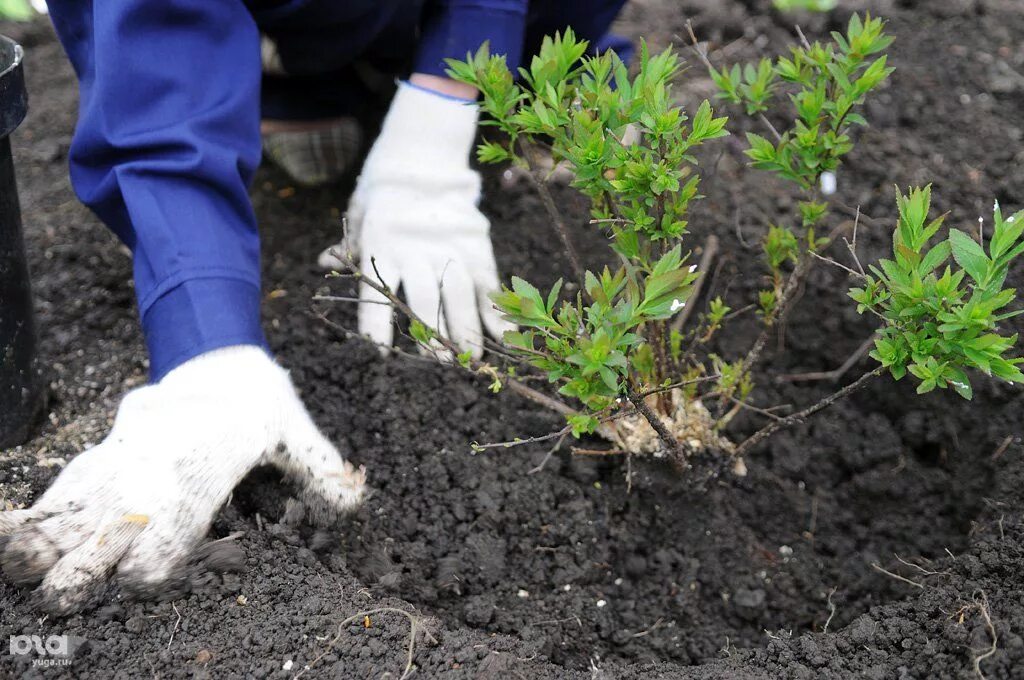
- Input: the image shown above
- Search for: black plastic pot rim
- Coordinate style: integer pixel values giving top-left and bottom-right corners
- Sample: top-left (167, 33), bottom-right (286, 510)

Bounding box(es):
top-left (0, 34), bottom-right (27, 138)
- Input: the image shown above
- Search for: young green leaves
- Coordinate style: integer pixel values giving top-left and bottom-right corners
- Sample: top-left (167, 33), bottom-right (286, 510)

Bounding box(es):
top-left (851, 186), bottom-right (1024, 399)
top-left (711, 14), bottom-right (893, 195)
top-left (447, 30), bottom-right (724, 434)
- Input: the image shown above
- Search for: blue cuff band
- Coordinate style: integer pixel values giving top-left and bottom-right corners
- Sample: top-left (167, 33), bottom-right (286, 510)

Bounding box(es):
top-left (401, 79), bottom-right (476, 103)
top-left (142, 277), bottom-right (268, 382)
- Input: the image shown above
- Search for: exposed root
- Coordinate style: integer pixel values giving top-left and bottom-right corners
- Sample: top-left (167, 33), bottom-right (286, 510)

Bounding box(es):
top-left (296, 607), bottom-right (435, 680)
top-left (954, 591), bottom-right (999, 680)
top-left (606, 389), bottom-right (745, 476)
top-left (822, 587), bottom-right (837, 634)
top-left (871, 562), bottom-right (924, 589)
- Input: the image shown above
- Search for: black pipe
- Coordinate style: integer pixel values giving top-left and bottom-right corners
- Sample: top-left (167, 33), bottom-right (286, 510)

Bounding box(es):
top-left (0, 34), bottom-right (43, 449)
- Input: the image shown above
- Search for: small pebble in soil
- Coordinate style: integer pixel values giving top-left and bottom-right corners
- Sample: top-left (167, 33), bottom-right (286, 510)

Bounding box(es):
top-left (282, 660), bottom-right (294, 671)
top-left (517, 589), bottom-right (529, 598)
top-left (596, 599), bottom-right (607, 608)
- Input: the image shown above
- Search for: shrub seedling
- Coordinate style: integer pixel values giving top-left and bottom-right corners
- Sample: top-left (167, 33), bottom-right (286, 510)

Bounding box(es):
top-left (325, 15), bottom-right (1022, 475)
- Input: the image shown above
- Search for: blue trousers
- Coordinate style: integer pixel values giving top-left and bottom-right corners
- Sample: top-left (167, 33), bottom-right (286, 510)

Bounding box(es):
top-left (47, 0), bottom-right (628, 379)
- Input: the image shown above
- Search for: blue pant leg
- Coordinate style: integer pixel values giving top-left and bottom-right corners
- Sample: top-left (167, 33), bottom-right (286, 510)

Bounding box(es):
top-left (47, 0), bottom-right (267, 380)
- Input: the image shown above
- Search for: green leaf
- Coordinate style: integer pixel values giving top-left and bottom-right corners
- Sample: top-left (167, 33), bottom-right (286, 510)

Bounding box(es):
top-left (409, 319), bottom-right (434, 345)
top-left (948, 229), bottom-right (990, 284)
top-left (476, 140), bottom-right (512, 164)
top-left (919, 241), bottom-right (951, 275)
top-left (946, 368), bottom-right (973, 400)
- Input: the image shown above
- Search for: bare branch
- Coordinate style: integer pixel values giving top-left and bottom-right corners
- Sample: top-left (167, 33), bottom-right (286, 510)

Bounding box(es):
top-left (322, 250), bottom-right (587, 428)
top-left (519, 140), bottom-right (587, 288)
top-left (671, 235), bottom-right (720, 334)
top-left (684, 20), bottom-right (783, 144)
top-left (472, 426), bottom-right (572, 452)
top-left (777, 335), bottom-right (875, 383)
top-left (626, 388), bottom-right (682, 457)
top-left (734, 367), bottom-right (882, 456)
top-left (808, 250), bottom-right (865, 280)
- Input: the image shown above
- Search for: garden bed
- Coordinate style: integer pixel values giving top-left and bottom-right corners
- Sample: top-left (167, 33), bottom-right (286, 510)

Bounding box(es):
top-left (2, 0), bottom-right (1023, 677)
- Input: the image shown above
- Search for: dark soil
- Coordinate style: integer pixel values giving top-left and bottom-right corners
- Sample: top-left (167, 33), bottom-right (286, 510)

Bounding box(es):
top-left (2, 0), bottom-right (1024, 677)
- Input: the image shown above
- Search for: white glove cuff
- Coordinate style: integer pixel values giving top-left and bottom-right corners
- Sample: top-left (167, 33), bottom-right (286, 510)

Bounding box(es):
top-left (157, 345), bottom-right (282, 390)
top-left (363, 81), bottom-right (479, 176)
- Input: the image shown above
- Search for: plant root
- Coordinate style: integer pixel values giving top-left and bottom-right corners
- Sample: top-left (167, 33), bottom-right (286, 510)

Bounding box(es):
top-left (607, 389), bottom-right (745, 476)
top-left (296, 607), bottom-right (436, 680)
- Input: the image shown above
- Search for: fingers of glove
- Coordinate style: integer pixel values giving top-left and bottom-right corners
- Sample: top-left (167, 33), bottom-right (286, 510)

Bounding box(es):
top-left (401, 260), bottom-right (453, 360)
top-left (2, 510), bottom-right (91, 586)
top-left (0, 508), bottom-right (47, 537)
top-left (402, 260), bottom-right (445, 336)
top-left (271, 413), bottom-right (367, 525)
top-left (439, 263), bottom-right (484, 359)
top-left (319, 189), bottom-right (367, 270)
top-left (35, 514), bottom-right (148, 615)
top-left (358, 253), bottom-right (400, 350)
top-left (346, 187), bottom-right (367, 236)
top-left (117, 519), bottom-right (201, 599)
top-left (317, 242), bottom-right (349, 271)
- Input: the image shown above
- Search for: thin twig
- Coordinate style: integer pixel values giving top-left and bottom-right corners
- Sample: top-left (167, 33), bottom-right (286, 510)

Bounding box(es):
top-left (727, 396), bottom-right (789, 421)
top-left (473, 426), bottom-right (572, 452)
top-left (844, 206), bottom-right (867, 276)
top-left (734, 367), bottom-right (882, 456)
top-left (795, 24), bottom-right (813, 51)
top-left (685, 21), bottom-right (783, 143)
top-left (627, 388), bottom-right (682, 457)
top-left (519, 141), bottom-right (587, 288)
top-left (777, 335), bottom-right (875, 383)
top-left (571, 447), bottom-right (625, 456)
top-left (671, 235), bottom-right (720, 334)
top-left (741, 219), bottom-right (854, 375)
top-left (991, 435), bottom-right (1013, 461)
top-left (635, 374), bottom-right (721, 399)
top-left (312, 295), bottom-right (391, 305)
top-left (808, 250), bottom-right (865, 280)
top-left (529, 434), bottom-right (568, 474)
top-left (329, 253), bottom-right (586, 426)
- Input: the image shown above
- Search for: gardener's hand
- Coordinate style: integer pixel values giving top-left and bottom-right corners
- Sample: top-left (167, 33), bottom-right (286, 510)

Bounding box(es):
top-left (318, 81), bottom-right (512, 358)
top-left (0, 346), bottom-right (366, 614)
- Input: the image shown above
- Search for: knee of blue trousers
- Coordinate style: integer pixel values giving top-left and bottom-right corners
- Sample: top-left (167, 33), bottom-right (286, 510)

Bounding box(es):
top-left (49, 0), bottom-right (268, 381)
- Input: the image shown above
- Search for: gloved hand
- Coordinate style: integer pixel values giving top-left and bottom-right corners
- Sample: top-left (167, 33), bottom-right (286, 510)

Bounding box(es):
top-left (0, 346), bottom-right (366, 614)
top-left (318, 82), bottom-right (512, 358)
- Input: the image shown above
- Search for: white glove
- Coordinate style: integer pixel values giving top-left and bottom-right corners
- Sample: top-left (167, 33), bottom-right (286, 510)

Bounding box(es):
top-left (0, 346), bottom-right (366, 614)
top-left (318, 82), bottom-right (513, 358)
